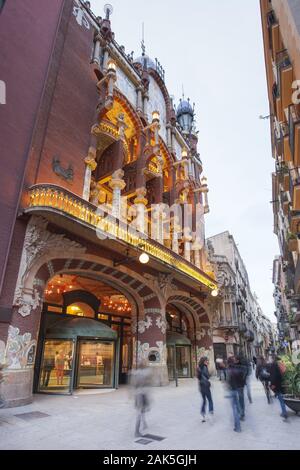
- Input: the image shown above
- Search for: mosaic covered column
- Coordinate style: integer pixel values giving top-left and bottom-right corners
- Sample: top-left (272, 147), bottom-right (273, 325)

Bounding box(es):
top-left (83, 147), bottom-right (97, 201)
top-left (195, 324), bottom-right (215, 375)
top-left (134, 187), bottom-right (148, 234)
top-left (1, 281), bottom-right (45, 407)
top-left (133, 295), bottom-right (168, 386)
top-left (109, 169), bottom-right (126, 219)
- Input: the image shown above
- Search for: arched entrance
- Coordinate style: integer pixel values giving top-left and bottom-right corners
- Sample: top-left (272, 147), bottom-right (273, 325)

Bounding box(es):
top-left (34, 272), bottom-right (134, 394)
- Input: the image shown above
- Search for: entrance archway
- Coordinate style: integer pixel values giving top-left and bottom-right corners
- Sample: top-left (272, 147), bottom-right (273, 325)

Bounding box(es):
top-left (35, 272), bottom-right (135, 394)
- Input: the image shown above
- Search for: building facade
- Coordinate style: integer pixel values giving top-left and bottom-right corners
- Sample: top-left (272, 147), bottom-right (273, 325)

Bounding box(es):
top-left (261, 0), bottom-right (300, 350)
top-left (207, 232), bottom-right (274, 360)
top-left (0, 0), bottom-right (218, 407)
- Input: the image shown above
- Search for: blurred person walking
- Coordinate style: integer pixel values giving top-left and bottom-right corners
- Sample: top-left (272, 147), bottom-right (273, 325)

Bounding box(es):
top-left (226, 356), bottom-right (246, 432)
top-left (240, 356), bottom-right (253, 404)
top-left (130, 360), bottom-right (153, 437)
top-left (197, 357), bottom-right (214, 422)
top-left (0, 363), bottom-right (6, 408)
top-left (269, 356), bottom-right (288, 421)
top-left (236, 355), bottom-right (248, 419)
top-left (256, 356), bottom-right (272, 404)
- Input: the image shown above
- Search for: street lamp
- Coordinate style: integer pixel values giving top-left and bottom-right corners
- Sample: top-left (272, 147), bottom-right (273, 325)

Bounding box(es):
top-left (113, 247), bottom-right (150, 267)
top-left (139, 253), bottom-right (150, 264)
top-left (211, 288), bottom-right (219, 297)
top-left (107, 59), bottom-right (117, 73)
top-left (152, 110), bottom-right (160, 123)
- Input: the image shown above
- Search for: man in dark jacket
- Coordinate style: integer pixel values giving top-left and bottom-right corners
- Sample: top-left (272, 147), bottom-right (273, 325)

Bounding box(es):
top-left (226, 356), bottom-right (246, 432)
top-left (235, 356), bottom-right (248, 419)
top-left (269, 356), bottom-right (288, 420)
top-left (197, 357), bottom-right (214, 422)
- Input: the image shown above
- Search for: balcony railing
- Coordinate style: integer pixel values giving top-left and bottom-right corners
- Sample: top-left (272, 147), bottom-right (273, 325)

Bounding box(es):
top-left (289, 104), bottom-right (300, 158)
top-left (27, 184), bottom-right (217, 290)
top-left (214, 319), bottom-right (239, 329)
top-left (276, 49), bottom-right (292, 96)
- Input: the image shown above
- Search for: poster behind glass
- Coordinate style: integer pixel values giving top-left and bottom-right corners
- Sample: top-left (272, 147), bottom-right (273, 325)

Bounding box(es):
top-left (39, 339), bottom-right (74, 394)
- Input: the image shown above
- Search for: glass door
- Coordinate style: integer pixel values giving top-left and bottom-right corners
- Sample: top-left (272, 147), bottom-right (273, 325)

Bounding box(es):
top-left (176, 346), bottom-right (191, 378)
top-left (77, 340), bottom-right (115, 388)
top-left (38, 339), bottom-right (75, 394)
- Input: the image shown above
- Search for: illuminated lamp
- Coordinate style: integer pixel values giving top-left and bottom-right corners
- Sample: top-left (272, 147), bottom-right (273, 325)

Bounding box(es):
top-left (139, 253), bottom-right (150, 264)
top-left (211, 289), bottom-right (219, 297)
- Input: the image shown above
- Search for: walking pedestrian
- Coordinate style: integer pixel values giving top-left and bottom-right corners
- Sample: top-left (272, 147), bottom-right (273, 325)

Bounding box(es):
top-left (256, 356), bottom-right (272, 404)
top-left (226, 356), bottom-right (246, 432)
top-left (236, 355), bottom-right (248, 419)
top-left (0, 363), bottom-right (6, 408)
top-left (269, 356), bottom-right (288, 420)
top-left (239, 356), bottom-right (253, 404)
top-left (130, 360), bottom-right (153, 437)
top-left (42, 353), bottom-right (55, 387)
top-left (197, 357), bottom-right (214, 422)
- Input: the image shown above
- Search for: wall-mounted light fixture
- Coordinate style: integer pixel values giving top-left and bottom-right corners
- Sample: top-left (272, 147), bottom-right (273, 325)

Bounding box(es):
top-left (181, 148), bottom-right (188, 159)
top-left (152, 110), bottom-right (160, 123)
top-left (211, 288), bottom-right (219, 297)
top-left (107, 59), bottom-right (117, 73)
top-left (201, 175), bottom-right (208, 186)
top-left (113, 247), bottom-right (150, 267)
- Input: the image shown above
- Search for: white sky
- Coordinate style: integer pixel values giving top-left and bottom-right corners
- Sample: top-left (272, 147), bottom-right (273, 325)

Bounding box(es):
top-left (89, 0), bottom-right (278, 321)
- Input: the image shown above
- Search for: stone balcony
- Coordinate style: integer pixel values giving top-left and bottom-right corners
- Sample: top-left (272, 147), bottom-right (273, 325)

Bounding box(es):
top-left (26, 184), bottom-right (217, 291)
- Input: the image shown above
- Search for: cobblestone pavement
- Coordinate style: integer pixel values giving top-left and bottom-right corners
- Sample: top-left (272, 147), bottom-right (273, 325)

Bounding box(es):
top-left (0, 375), bottom-right (299, 450)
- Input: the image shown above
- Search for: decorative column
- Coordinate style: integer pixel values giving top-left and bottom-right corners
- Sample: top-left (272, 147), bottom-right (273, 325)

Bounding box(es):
top-left (134, 187), bottom-right (148, 234)
top-left (172, 219), bottom-right (181, 254)
top-left (200, 177), bottom-right (209, 213)
top-left (83, 147), bottom-right (97, 201)
top-left (192, 238), bottom-right (202, 268)
top-left (182, 159), bottom-right (189, 180)
top-left (109, 169), bottom-right (126, 219)
top-left (167, 124), bottom-right (172, 151)
top-left (133, 295), bottom-right (168, 386)
top-left (143, 92), bottom-right (149, 121)
top-left (136, 86), bottom-right (143, 113)
top-left (102, 47), bottom-right (109, 73)
top-left (183, 234), bottom-right (192, 262)
top-left (92, 34), bottom-right (102, 66)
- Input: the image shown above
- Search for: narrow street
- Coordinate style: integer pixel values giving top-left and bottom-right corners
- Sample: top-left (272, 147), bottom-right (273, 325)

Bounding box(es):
top-left (1, 376), bottom-right (299, 450)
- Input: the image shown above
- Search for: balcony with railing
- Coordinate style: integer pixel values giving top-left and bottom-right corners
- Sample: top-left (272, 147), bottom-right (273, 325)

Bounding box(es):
top-left (267, 10), bottom-right (279, 55)
top-left (213, 318), bottom-right (239, 330)
top-left (26, 184), bottom-right (217, 291)
top-left (288, 104), bottom-right (300, 166)
top-left (276, 50), bottom-right (293, 110)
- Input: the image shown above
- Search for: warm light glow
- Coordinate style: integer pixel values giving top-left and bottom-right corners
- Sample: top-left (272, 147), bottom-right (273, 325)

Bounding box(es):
top-left (211, 289), bottom-right (219, 297)
top-left (139, 253), bottom-right (150, 264)
top-left (107, 59), bottom-right (116, 72)
top-left (181, 148), bottom-right (188, 159)
top-left (201, 176), bottom-right (208, 186)
top-left (69, 305), bottom-right (81, 312)
top-left (152, 110), bottom-right (160, 122)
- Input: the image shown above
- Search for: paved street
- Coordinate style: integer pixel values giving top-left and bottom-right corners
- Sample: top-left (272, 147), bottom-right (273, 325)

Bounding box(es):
top-left (0, 375), bottom-right (299, 450)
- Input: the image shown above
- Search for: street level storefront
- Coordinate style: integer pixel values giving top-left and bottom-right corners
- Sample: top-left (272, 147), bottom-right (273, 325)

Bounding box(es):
top-left (37, 317), bottom-right (118, 394)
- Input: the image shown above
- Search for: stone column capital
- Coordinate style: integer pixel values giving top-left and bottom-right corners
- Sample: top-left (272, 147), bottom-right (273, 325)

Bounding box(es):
top-left (134, 187), bottom-right (148, 205)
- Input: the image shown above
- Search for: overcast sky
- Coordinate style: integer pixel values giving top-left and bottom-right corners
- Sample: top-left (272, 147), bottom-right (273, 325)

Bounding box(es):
top-left (89, 0), bottom-right (278, 321)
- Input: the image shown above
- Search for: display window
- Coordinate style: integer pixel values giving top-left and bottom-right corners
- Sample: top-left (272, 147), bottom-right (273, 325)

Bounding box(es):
top-left (77, 341), bottom-right (114, 388)
top-left (39, 340), bottom-right (74, 393)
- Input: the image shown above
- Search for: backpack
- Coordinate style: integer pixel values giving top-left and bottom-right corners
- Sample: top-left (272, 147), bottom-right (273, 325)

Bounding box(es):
top-left (278, 361), bottom-right (286, 375)
top-left (259, 368), bottom-right (270, 381)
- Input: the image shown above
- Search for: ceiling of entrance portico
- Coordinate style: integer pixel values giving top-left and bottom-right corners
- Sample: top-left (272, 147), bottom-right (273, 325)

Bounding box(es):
top-left (44, 274), bottom-right (131, 313)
